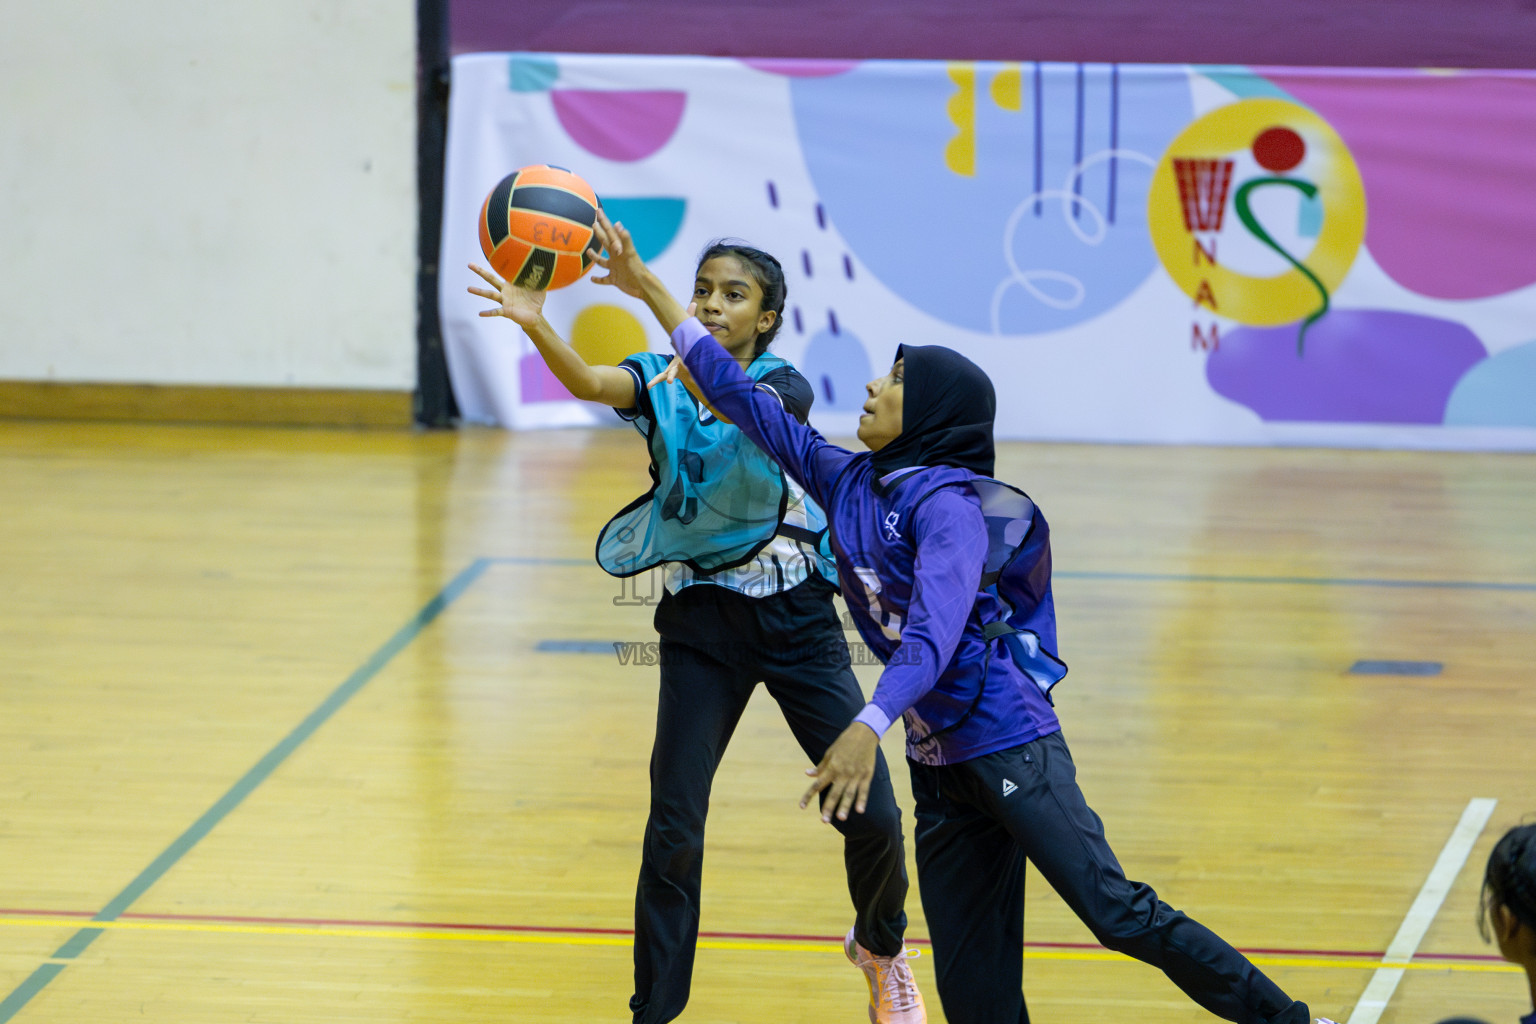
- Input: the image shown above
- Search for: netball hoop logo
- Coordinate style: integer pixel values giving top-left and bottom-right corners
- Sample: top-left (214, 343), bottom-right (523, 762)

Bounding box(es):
top-left (1148, 98), bottom-right (1365, 353)
top-left (1173, 158), bottom-right (1234, 234)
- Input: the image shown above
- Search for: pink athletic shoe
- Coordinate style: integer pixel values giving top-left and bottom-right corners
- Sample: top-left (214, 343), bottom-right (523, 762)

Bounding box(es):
top-left (844, 926), bottom-right (927, 1024)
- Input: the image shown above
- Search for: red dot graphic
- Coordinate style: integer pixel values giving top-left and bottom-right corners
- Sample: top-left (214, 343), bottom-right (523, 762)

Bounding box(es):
top-left (1252, 126), bottom-right (1306, 172)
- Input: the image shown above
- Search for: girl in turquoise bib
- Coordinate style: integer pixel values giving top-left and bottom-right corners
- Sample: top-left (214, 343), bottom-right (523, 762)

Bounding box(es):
top-left (470, 236), bottom-right (926, 1024)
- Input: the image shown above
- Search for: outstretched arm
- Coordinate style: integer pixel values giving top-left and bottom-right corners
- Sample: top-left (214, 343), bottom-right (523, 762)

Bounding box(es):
top-left (596, 204), bottom-right (856, 503)
top-left (466, 263), bottom-right (636, 408)
top-left (583, 212), bottom-right (736, 419)
top-left (801, 489), bottom-right (987, 821)
top-left (588, 210), bottom-right (689, 333)
top-left (671, 319), bottom-right (855, 513)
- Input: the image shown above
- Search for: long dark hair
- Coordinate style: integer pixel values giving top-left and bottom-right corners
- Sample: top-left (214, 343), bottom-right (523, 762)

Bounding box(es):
top-left (1480, 822), bottom-right (1536, 941)
top-left (696, 240), bottom-right (787, 356)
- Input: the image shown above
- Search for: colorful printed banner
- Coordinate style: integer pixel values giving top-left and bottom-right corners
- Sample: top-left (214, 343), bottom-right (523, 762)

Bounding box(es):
top-left (439, 53), bottom-right (1536, 449)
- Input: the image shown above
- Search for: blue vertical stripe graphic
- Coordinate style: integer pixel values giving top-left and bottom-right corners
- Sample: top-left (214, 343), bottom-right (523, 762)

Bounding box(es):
top-left (1072, 64), bottom-right (1085, 219)
top-left (1108, 64), bottom-right (1120, 224)
top-left (1032, 62), bottom-right (1044, 216)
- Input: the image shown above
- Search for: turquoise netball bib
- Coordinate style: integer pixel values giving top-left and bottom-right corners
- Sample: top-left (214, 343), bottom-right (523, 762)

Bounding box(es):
top-left (597, 350), bottom-right (794, 578)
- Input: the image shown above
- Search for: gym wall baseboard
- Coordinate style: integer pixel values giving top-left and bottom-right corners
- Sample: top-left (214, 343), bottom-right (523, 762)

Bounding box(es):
top-left (0, 381), bottom-right (415, 428)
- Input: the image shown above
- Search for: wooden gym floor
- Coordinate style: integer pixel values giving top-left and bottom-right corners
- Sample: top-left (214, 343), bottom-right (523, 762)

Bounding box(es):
top-left (1, 419), bottom-right (1533, 1024)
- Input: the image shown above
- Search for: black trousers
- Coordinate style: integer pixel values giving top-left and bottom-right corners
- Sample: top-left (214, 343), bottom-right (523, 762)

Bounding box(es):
top-left (629, 578), bottom-right (910, 1024)
top-left (909, 730), bottom-right (1310, 1024)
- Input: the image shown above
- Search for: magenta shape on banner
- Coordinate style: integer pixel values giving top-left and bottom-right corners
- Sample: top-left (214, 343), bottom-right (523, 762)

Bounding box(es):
top-left (520, 353), bottom-right (574, 403)
top-left (1267, 71), bottom-right (1536, 300)
top-left (1206, 309), bottom-right (1486, 424)
top-left (551, 90), bottom-right (687, 162)
top-left (741, 58), bottom-right (861, 77)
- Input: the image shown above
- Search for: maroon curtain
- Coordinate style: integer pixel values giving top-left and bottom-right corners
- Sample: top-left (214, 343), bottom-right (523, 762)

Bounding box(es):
top-left (450, 0), bottom-right (1536, 70)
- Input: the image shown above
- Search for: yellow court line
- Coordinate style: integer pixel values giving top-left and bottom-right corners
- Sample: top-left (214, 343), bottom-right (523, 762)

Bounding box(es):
top-left (1245, 955), bottom-right (1517, 974)
top-left (0, 917), bottom-right (1518, 973)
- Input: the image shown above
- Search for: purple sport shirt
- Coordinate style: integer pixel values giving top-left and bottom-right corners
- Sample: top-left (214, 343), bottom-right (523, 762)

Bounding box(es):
top-left (674, 318), bottom-right (1060, 765)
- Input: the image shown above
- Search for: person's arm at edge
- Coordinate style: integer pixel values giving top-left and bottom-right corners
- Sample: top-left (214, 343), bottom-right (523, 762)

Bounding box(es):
top-left (519, 314), bottom-right (638, 408)
top-left (672, 317), bottom-right (852, 513)
top-left (853, 489), bottom-right (986, 735)
top-left (802, 489), bottom-right (986, 821)
top-left (467, 262), bottom-right (636, 408)
top-left (589, 209), bottom-right (691, 335)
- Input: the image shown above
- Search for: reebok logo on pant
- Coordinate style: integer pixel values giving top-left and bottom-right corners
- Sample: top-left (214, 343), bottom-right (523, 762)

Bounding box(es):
top-left (1001, 778), bottom-right (1017, 797)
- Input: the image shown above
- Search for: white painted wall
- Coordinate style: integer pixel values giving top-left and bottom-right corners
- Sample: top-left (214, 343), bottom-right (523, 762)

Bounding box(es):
top-left (0, 0), bottom-right (417, 388)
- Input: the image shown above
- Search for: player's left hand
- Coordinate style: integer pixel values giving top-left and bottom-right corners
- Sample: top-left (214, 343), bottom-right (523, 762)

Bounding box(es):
top-left (801, 724), bottom-right (880, 823)
top-left (665, 305), bottom-right (716, 402)
top-left (588, 210), bottom-right (647, 297)
top-left (646, 351), bottom-right (732, 423)
top-left (646, 355), bottom-right (700, 392)
top-left (646, 357), bottom-right (682, 390)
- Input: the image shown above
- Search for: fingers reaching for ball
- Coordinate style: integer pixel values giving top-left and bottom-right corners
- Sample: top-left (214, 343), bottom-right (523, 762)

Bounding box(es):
top-left (467, 262), bottom-right (547, 326)
top-left (591, 209), bottom-right (621, 256)
top-left (588, 211), bottom-right (648, 299)
top-left (465, 262), bottom-right (503, 306)
top-left (467, 262), bottom-right (504, 292)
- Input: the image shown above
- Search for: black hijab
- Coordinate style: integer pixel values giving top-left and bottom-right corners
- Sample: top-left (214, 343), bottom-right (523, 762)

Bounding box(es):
top-left (869, 344), bottom-right (996, 478)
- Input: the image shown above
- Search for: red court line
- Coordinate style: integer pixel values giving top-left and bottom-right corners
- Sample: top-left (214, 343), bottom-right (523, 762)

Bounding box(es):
top-left (0, 908), bottom-right (1504, 963)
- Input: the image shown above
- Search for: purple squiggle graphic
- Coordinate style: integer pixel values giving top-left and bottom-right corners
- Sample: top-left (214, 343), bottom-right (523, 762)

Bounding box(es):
top-left (1207, 309), bottom-right (1486, 423)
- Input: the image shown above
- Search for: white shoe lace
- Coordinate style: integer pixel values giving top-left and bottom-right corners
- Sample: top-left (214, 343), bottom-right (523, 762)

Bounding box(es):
top-left (873, 947), bottom-right (922, 1012)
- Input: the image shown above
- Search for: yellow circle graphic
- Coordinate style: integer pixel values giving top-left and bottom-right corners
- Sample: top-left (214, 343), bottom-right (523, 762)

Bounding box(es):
top-left (570, 304), bottom-right (650, 366)
top-left (1148, 98), bottom-right (1365, 327)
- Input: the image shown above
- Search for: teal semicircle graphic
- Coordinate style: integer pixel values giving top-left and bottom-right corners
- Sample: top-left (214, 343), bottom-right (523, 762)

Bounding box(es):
top-left (509, 55), bottom-right (559, 93)
top-left (1193, 67), bottom-right (1300, 102)
top-left (1444, 340), bottom-right (1536, 427)
top-left (598, 197), bottom-right (686, 262)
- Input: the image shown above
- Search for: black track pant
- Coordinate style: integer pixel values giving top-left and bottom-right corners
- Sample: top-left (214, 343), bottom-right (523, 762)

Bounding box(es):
top-left (629, 579), bottom-right (910, 1024)
top-left (909, 730), bottom-right (1310, 1024)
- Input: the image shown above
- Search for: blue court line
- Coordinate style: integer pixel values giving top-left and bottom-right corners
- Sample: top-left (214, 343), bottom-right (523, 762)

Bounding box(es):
top-left (486, 555), bottom-right (1536, 592)
top-left (536, 639), bottom-right (621, 655)
top-left (1350, 660), bottom-right (1443, 676)
top-left (1054, 570), bottom-right (1536, 592)
top-left (0, 558), bottom-right (493, 1024)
